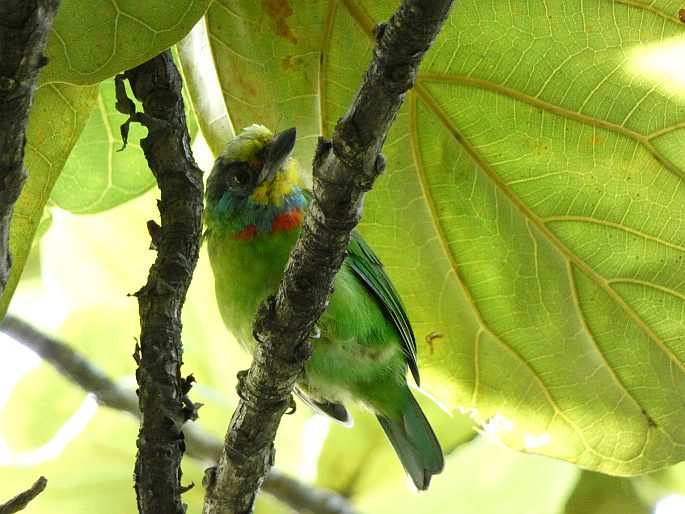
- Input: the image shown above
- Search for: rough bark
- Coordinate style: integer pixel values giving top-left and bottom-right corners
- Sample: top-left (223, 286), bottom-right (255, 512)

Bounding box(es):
top-left (119, 51), bottom-right (204, 514)
top-left (0, 476), bottom-right (47, 514)
top-left (202, 1), bottom-right (456, 513)
top-left (0, 0), bottom-right (61, 300)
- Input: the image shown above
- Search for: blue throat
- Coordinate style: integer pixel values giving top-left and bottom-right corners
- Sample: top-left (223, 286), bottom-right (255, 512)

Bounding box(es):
top-left (205, 186), bottom-right (308, 235)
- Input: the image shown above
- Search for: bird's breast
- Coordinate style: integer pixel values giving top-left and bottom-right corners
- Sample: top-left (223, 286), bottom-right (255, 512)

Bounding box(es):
top-left (207, 228), bottom-right (300, 350)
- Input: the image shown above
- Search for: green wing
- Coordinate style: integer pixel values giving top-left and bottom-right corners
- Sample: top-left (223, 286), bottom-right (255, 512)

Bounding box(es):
top-left (300, 189), bottom-right (419, 383)
top-left (346, 230), bottom-right (420, 385)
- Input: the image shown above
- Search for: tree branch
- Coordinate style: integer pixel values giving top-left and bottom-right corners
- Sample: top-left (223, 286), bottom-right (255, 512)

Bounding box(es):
top-left (0, 0), bottom-right (61, 299)
top-left (117, 51), bottom-right (204, 514)
top-left (1, 315), bottom-right (360, 514)
top-left (0, 476), bottom-right (47, 514)
top-left (202, 1), bottom-right (455, 513)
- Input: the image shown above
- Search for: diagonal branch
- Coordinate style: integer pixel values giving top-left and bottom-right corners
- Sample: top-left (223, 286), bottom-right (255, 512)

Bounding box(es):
top-left (118, 51), bottom-right (204, 514)
top-left (202, 1), bottom-right (455, 513)
top-left (0, 476), bottom-right (47, 514)
top-left (0, 0), bottom-right (61, 299)
top-left (1, 315), bottom-right (360, 514)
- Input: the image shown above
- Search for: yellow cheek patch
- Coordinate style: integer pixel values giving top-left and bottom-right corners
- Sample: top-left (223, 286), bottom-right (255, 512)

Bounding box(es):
top-left (249, 159), bottom-right (299, 206)
top-left (249, 182), bottom-right (270, 204)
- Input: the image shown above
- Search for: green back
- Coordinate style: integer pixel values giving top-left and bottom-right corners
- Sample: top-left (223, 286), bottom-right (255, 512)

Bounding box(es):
top-left (346, 230), bottom-right (420, 385)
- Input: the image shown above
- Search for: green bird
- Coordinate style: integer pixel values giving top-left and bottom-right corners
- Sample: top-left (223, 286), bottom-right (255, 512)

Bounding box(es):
top-left (204, 124), bottom-right (444, 489)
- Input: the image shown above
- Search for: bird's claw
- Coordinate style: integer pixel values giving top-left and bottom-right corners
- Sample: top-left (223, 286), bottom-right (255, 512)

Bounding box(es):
top-left (235, 369), bottom-right (249, 401)
top-left (285, 395), bottom-right (297, 415)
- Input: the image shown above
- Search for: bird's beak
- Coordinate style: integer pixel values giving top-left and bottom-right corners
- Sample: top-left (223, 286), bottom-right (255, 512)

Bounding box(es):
top-left (258, 127), bottom-right (297, 184)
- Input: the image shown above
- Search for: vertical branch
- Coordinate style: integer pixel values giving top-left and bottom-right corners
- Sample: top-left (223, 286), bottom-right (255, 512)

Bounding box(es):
top-left (202, 1), bottom-right (455, 513)
top-left (121, 51), bottom-right (204, 514)
top-left (1, 315), bottom-right (360, 514)
top-left (0, 0), bottom-right (61, 298)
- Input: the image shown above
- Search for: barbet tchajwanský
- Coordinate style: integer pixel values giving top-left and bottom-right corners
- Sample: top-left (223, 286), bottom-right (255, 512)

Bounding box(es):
top-left (204, 125), bottom-right (444, 489)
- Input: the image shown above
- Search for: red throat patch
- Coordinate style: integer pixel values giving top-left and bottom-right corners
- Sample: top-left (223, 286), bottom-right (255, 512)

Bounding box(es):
top-left (271, 209), bottom-right (304, 233)
top-left (231, 225), bottom-right (257, 240)
top-left (229, 210), bottom-right (303, 241)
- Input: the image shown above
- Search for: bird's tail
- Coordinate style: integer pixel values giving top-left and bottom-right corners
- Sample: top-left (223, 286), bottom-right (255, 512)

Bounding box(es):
top-left (377, 391), bottom-right (444, 490)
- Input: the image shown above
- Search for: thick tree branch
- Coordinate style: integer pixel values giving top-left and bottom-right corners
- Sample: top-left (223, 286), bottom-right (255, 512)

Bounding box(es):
top-left (1, 315), bottom-right (360, 514)
top-left (0, 476), bottom-right (47, 514)
top-left (117, 51), bottom-right (204, 514)
top-left (202, 1), bottom-right (455, 513)
top-left (0, 0), bottom-right (61, 299)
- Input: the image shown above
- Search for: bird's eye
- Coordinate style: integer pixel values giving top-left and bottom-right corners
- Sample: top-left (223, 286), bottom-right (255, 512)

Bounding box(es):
top-left (231, 170), bottom-right (250, 187)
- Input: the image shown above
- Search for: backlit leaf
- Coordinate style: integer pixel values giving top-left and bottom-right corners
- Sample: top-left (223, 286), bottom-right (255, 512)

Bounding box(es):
top-left (184, 0), bottom-right (685, 474)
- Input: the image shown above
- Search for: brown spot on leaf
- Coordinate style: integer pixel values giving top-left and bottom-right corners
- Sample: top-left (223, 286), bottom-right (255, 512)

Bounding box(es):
top-left (679, 8), bottom-right (685, 23)
top-left (587, 134), bottom-right (603, 146)
top-left (282, 55), bottom-right (293, 71)
top-left (263, 0), bottom-right (298, 45)
top-left (225, 57), bottom-right (258, 100)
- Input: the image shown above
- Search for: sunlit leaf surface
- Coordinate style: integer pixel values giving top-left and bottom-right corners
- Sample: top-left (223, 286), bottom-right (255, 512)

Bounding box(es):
top-left (184, 0), bottom-right (685, 474)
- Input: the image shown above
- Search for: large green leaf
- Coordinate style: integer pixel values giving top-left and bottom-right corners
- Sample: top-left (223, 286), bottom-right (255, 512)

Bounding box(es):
top-left (183, 0), bottom-right (685, 474)
top-left (43, 0), bottom-right (212, 85)
top-left (1, 83), bottom-right (99, 317)
top-left (49, 64), bottom-right (198, 215)
top-left (184, 0), bottom-right (332, 164)
top-left (50, 78), bottom-right (153, 214)
top-left (3, 0), bottom-right (210, 311)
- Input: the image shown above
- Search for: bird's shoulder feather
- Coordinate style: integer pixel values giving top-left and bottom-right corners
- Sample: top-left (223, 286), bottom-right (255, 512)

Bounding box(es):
top-left (346, 230), bottom-right (420, 385)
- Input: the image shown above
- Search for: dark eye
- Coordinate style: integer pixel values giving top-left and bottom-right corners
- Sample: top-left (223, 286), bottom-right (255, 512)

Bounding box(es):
top-left (231, 170), bottom-right (250, 187)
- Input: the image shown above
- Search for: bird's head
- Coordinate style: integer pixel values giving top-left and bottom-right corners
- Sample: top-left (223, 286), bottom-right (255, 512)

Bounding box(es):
top-left (205, 125), bottom-right (307, 237)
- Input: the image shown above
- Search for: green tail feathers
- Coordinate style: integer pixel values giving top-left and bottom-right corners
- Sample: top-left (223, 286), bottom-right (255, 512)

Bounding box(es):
top-left (377, 392), bottom-right (444, 490)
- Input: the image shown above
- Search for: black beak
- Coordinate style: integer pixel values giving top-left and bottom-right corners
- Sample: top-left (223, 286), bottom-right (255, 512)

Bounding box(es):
top-left (258, 127), bottom-right (297, 184)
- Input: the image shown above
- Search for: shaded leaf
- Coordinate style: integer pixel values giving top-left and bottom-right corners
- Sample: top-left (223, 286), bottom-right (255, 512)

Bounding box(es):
top-left (197, 0), bottom-right (334, 165)
top-left (42, 0), bottom-right (213, 85)
top-left (50, 78), bottom-right (154, 214)
top-left (564, 471), bottom-right (650, 514)
top-left (1, 83), bottom-right (98, 317)
top-left (50, 47), bottom-right (200, 215)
